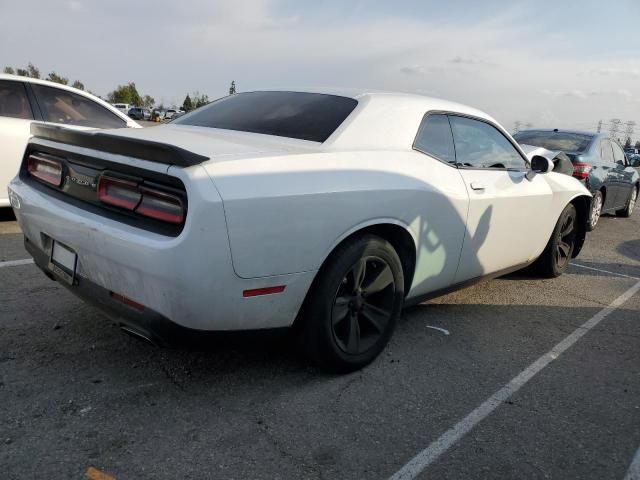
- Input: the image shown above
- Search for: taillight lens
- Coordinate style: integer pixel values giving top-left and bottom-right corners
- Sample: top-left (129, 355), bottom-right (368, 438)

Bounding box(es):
top-left (136, 186), bottom-right (185, 224)
top-left (572, 162), bottom-right (592, 180)
top-left (97, 176), bottom-right (141, 210)
top-left (97, 174), bottom-right (185, 224)
top-left (27, 154), bottom-right (63, 186)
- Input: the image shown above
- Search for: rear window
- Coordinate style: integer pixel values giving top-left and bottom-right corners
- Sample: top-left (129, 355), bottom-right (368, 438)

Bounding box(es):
top-left (513, 131), bottom-right (593, 153)
top-left (174, 91), bottom-right (358, 142)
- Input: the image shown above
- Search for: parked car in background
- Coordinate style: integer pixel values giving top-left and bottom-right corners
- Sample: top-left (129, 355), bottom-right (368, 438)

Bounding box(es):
top-left (127, 107), bottom-right (144, 120)
top-left (164, 109), bottom-right (183, 120)
top-left (514, 129), bottom-right (639, 229)
top-left (0, 74), bottom-right (140, 207)
top-left (112, 103), bottom-right (131, 114)
top-left (9, 90), bottom-right (591, 371)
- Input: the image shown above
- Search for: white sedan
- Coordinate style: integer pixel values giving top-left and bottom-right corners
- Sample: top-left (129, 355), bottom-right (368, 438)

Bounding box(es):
top-left (0, 74), bottom-right (140, 207)
top-left (8, 90), bottom-right (591, 371)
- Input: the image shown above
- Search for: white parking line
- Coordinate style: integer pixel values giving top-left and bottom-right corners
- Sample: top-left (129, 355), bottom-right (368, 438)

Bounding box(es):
top-left (0, 258), bottom-right (34, 268)
top-left (571, 262), bottom-right (639, 280)
top-left (389, 279), bottom-right (640, 480)
top-left (624, 444), bottom-right (640, 480)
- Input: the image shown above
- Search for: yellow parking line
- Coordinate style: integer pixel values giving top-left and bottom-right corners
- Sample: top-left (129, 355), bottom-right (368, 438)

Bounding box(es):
top-left (86, 467), bottom-right (115, 480)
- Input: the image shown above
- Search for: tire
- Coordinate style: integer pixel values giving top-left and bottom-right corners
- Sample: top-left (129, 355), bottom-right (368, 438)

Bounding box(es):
top-left (616, 185), bottom-right (638, 218)
top-left (587, 190), bottom-right (603, 231)
top-left (298, 235), bottom-right (404, 372)
top-left (531, 203), bottom-right (578, 278)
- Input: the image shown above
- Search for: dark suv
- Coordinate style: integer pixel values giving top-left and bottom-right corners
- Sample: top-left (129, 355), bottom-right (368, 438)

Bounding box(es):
top-left (514, 129), bottom-right (639, 229)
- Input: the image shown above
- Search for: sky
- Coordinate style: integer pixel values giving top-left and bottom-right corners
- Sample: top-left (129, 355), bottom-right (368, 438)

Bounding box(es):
top-left (2, 0), bottom-right (640, 135)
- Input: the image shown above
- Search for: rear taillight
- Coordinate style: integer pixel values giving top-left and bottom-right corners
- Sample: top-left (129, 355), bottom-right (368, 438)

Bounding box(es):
top-left (27, 154), bottom-right (63, 186)
top-left (136, 186), bottom-right (185, 224)
top-left (97, 176), bottom-right (141, 210)
top-left (97, 174), bottom-right (185, 224)
top-left (572, 162), bottom-right (592, 180)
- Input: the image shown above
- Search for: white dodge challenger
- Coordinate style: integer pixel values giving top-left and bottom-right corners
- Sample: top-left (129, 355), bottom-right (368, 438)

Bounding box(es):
top-left (8, 90), bottom-right (591, 371)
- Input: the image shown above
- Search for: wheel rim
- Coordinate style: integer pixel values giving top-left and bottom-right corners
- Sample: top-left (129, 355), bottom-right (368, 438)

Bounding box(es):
top-left (555, 210), bottom-right (576, 270)
top-left (629, 188), bottom-right (637, 214)
top-left (331, 256), bottom-right (395, 355)
top-left (591, 194), bottom-right (602, 228)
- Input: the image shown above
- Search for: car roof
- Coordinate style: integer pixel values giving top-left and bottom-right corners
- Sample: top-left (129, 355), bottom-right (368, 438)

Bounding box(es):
top-left (515, 128), bottom-right (600, 138)
top-left (0, 74), bottom-right (140, 127)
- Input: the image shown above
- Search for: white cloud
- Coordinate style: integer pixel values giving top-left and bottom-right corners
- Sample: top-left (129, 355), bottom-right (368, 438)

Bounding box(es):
top-left (0, 0), bottom-right (637, 130)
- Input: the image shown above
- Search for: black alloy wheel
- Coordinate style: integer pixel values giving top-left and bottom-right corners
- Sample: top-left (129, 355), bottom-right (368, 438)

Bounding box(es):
top-left (553, 206), bottom-right (577, 271)
top-left (331, 256), bottom-right (395, 355)
top-left (532, 203), bottom-right (578, 278)
top-left (298, 235), bottom-right (404, 372)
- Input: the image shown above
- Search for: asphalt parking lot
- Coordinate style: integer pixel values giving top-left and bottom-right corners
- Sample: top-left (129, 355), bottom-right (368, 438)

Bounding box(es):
top-left (1, 206), bottom-right (639, 480)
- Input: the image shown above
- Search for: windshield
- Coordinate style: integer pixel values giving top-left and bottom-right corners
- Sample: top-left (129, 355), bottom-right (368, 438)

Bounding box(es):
top-left (174, 91), bottom-right (358, 142)
top-left (513, 131), bottom-right (594, 153)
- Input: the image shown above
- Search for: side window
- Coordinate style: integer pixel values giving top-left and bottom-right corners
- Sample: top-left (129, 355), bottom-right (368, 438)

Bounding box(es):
top-left (0, 80), bottom-right (34, 120)
top-left (414, 114), bottom-right (455, 164)
top-left (612, 142), bottom-right (626, 164)
top-left (600, 140), bottom-right (614, 163)
top-left (31, 84), bottom-right (126, 128)
top-left (449, 115), bottom-right (527, 169)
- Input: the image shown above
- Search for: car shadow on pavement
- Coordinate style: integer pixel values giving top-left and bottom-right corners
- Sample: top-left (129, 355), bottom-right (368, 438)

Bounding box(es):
top-left (617, 239), bottom-right (640, 263)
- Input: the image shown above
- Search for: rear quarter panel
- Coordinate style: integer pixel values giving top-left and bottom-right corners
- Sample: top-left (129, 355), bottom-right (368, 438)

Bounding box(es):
top-left (203, 151), bottom-right (470, 297)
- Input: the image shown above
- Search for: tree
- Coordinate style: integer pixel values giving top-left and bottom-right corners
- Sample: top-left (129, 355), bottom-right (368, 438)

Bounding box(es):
top-left (3, 66), bottom-right (14, 74)
top-left (72, 80), bottom-right (85, 90)
top-left (182, 94), bottom-right (193, 112)
top-left (191, 92), bottom-right (209, 108)
top-left (107, 82), bottom-right (143, 106)
top-left (142, 95), bottom-right (155, 108)
top-left (229, 80), bottom-right (236, 95)
top-left (625, 137), bottom-right (632, 149)
top-left (635, 140), bottom-right (640, 150)
top-left (27, 62), bottom-right (40, 79)
top-left (16, 68), bottom-right (28, 77)
top-left (47, 72), bottom-right (68, 85)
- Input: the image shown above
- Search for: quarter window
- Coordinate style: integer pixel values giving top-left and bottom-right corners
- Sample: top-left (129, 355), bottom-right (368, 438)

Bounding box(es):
top-left (600, 140), bottom-right (614, 163)
top-left (611, 141), bottom-right (626, 164)
top-left (0, 80), bottom-right (33, 120)
top-left (31, 84), bottom-right (126, 128)
top-left (414, 114), bottom-right (456, 164)
top-left (449, 116), bottom-right (527, 169)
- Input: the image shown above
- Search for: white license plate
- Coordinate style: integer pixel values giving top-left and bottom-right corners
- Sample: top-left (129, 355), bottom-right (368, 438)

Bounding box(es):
top-left (50, 240), bottom-right (77, 284)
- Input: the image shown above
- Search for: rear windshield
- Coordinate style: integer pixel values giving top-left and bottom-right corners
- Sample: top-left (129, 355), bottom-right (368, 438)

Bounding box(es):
top-left (513, 131), bottom-right (593, 153)
top-left (174, 91), bottom-right (358, 142)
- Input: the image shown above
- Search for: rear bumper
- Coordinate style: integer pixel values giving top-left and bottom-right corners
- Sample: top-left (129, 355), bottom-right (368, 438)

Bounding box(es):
top-left (9, 170), bottom-right (315, 332)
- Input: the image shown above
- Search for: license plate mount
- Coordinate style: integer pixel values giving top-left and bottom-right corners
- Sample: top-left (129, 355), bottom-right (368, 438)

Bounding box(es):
top-left (48, 240), bottom-right (78, 285)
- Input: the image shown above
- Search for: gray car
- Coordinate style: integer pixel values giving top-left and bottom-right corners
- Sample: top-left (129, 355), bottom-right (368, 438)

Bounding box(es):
top-left (514, 129), bottom-right (639, 229)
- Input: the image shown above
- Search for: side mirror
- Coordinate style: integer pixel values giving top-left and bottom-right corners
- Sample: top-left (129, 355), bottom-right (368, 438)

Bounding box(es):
top-left (530, 155), bottom-right (554, 174)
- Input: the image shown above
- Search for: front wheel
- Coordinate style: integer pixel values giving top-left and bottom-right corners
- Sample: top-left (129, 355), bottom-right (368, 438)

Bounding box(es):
top-left (531, 203), bottom-right (578, 278)
top-left (298, 235), bottom-right (404, 372)
top-left (616, 185), bottom-right (638, 218)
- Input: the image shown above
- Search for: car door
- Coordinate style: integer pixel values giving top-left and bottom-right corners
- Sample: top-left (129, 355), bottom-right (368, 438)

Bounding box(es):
top-left (612, 141), bottom-right (635, 205)
top-left (29, 83), bottom-right (128, 131)
top-left (598, 139), bottom-right (621, 209)
top-left (0, 80), bottom-right (36, 205)
top-left (449, 115), bottom-right (554, 282)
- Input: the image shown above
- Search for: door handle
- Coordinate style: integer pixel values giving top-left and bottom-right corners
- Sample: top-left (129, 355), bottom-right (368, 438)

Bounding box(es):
top-left (470, 182), bottom-right (485, 191)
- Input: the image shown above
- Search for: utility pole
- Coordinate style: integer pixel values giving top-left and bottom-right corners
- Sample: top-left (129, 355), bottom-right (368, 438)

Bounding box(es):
top-left (624, 120), bottom-right (636, 145)
top-left (596, 120), bottom-right (602, 133)
top-left (610, 118), bottom-right (621, 140)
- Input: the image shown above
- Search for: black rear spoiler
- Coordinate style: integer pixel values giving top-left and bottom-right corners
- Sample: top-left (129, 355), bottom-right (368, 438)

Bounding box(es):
top-left (30, 123), bottom-right (209, 167)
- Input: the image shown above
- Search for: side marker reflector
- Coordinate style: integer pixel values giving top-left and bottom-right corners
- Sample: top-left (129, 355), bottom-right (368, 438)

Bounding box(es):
top-left (243, 285), bottom-right (286, 297)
